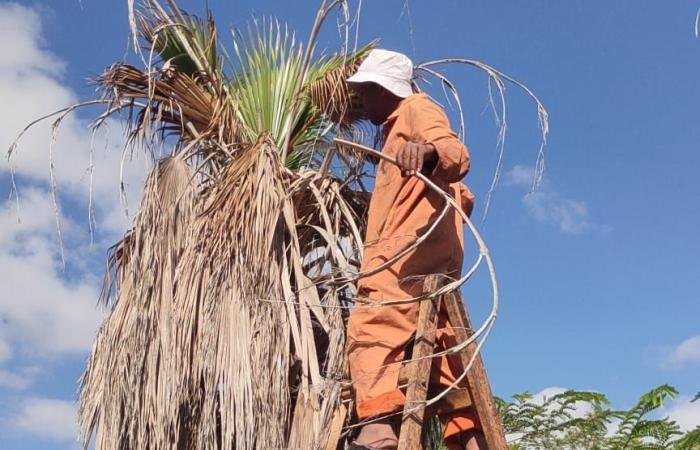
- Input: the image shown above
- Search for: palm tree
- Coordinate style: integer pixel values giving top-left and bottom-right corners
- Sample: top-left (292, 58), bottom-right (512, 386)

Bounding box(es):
top-left (80, 3), bottom-right (373, 449)
top-left (10, 1), bottom-right (548, 448)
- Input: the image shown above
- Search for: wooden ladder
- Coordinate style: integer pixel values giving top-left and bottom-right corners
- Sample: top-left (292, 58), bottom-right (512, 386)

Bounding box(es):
top-left (396, 274), bottom-right (508, 450)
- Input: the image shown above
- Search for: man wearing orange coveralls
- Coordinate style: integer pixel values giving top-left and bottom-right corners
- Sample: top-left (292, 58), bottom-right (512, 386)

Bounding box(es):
top-left (346, 49), bottom-right (487, 450)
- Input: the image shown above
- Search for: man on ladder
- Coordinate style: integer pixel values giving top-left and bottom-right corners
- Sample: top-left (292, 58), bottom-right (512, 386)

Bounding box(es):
top-left (346, 49), bottom-right (488, 450)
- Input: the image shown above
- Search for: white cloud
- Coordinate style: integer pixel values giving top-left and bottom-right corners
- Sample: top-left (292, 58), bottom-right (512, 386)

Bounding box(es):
top-left (660, 335), bottom-right (700, 369)
top-left (0, 5), bottom-right (148, 444)
top-left (11, 397), bottom-right (78, 442)
top-left (505, 164), bottom-right (535, 187)
top-left (506, 165), bottom-right (598, 234)
top-left (0, 3), bottom-right (64, 75)
top-left (0, 187), bottom-right (105, 358)
top-left (0, 370), bottom-right (31, 390)
top-left (0, 2), bottom-right (145, 236)
top-left (524, 193), bottom-right (593, 234)
top-left (0, 366), bottom-right (40, 391)
top-left (0, 1), bottom-right (145, 396)
top-left (0, 338), bottom-right (10, 364)
top-left (664, 395), bottom-right (700, 432)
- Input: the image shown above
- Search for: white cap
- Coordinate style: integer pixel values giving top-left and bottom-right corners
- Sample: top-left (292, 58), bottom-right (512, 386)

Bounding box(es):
top-left (347, 49), bottom-right (413, 98)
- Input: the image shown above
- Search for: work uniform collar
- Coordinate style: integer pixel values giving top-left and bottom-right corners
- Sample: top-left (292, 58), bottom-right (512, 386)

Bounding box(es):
top-left (384, 92), bottom-right (428, 125)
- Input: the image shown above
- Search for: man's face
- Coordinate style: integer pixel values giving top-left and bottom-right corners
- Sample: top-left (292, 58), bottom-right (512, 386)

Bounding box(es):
top-left (350, 82), bottom-right (391, 125)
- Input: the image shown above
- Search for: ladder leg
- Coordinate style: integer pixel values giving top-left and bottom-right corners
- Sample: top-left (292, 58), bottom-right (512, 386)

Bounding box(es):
top-left (443, 291), bottom-right (508, 450)
top-left (397, 275), bottom-right (442, 450)
top-left (324, 403), bottom-right (347, 450)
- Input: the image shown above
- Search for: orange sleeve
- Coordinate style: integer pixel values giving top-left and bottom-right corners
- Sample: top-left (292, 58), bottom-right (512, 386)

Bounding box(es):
top-left (410, 100), bottom-right (470, 183)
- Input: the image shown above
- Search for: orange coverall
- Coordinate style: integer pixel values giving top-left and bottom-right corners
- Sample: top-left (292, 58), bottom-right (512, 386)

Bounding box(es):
top-left (347, 93), bottom-right (478, 440)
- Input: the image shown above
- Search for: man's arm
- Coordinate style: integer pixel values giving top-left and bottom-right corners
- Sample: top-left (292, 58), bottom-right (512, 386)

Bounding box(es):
top-left (396, 101), bottom-right (470, 183)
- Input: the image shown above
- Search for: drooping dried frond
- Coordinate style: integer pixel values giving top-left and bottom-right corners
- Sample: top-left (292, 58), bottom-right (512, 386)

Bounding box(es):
top-left (97, 62), bottom-right (241, 161)
top-left (282, 170), bottom-right (368, 450)
top-left (77, 122), bottom-right (370, 450)
top-left (415, 58), bottom-right (550, 219)
top-left (80, 155), bottom-right (198, 450)
top-left (166, 134), bottom-right (290, 449)
top-left (306, 42), bottom-right (375, 127)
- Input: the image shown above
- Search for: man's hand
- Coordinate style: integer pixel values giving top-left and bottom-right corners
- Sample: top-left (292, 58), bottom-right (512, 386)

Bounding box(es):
top-left (396, 142), bottom-right (438, 177)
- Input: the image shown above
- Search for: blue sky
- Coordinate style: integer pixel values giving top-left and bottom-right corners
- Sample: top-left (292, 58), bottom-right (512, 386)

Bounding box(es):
top-left (0, 1), bottom-right (699, 448)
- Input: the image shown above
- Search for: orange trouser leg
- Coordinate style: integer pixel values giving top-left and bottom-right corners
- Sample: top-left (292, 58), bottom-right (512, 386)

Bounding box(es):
top-left (347, 293), bottom-right (480, 438)
top-left (347, 295), bottom-right (418, 420)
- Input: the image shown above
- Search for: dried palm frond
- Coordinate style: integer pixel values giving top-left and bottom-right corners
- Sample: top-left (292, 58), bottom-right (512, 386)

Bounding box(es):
top-left (98, 63), bottom-right (240, 151)
top-left (169, 134), bottom-right (290, 449)
top-left (415, 59), bottom-right (550, 219)
top-left (80, 155), bottom-right (197, 450)
top-left (306, 42), bottom-right (375, 127)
